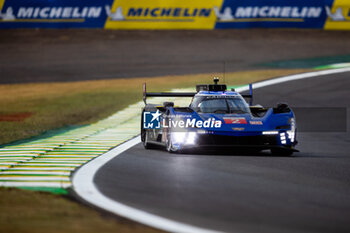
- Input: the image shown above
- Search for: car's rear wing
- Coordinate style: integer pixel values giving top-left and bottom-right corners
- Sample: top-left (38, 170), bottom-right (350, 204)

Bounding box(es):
top-left (143, 82), bottom-right (253, 105)
top-left (143, 83), bottom-right (196, 104)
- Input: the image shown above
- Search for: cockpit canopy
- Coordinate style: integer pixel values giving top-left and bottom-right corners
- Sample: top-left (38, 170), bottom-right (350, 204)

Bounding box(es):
top-left (190, 95), bottom-right (250, 114)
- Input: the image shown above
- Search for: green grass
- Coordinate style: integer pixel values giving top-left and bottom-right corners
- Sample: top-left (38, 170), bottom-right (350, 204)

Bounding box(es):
top-left (0, 187), bottom-right (161, 233)
top-left (0, 69), bottom-right (309, 146)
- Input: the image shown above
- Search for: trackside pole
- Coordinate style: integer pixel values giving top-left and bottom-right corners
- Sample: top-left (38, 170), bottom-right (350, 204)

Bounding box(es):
top-left (143, 83), bottom-right (147, 104)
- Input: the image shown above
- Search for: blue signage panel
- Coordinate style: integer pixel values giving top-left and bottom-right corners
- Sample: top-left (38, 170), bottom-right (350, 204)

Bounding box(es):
top-left (214, 0), bottom-right (333, 29)
top-left (0, 0), bottom-right (113, 28)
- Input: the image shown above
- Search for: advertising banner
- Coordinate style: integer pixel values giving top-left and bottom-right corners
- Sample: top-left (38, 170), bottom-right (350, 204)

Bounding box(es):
top-left (215, 0), bottom-right (332, 29)
top-left (0, 0), bottom-right (349, 30)
top-left (324, 0), bottom-right (350, 30)
top-left (105, 0), bottom-right (221, 29)
top-left (0, 0), bottom-right (112, 28)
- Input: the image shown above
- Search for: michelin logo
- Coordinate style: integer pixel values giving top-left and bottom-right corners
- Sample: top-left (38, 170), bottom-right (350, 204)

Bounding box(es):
top-left (0, 7), bottom-right (15, 20)
top-left (105, 5), bottom-right (125, 20)
top-left (214, 6), bottom-right (323, 21)
top-left (213, 6), bottom-right (234, 21)
top-left (106, 6), bottom-right (211, 21)
top-left (325, 6), bottom-right (349, 21)
top-left (0, 6), bottom-right (102, 21)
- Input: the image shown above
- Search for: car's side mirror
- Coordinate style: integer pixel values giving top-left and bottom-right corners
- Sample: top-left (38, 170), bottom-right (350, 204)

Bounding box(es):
top-left (273, 102), bottom-right (291, 113)
top-left (163, 102), bottom-right (174, 108)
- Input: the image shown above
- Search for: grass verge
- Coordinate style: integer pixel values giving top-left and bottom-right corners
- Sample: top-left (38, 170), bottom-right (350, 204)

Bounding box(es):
top-left (0, 187), bottom-right (161, 233)
top-left (0, 68), bottom-right (309, 146)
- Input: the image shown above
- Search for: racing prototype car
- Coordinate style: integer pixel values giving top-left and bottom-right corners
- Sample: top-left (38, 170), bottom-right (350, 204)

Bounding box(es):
top-left (141, 77), bottom-right (298, 155)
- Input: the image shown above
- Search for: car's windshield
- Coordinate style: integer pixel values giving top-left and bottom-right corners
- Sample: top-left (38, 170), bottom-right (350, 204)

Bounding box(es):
top-left (191, 95), bottom-right (250, 114)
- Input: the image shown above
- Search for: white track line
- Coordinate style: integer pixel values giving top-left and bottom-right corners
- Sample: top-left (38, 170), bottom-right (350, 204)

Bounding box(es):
top-left (73, 68), bottom-right (350, 233)
top-left (235, 67), bottom-right (350, 92)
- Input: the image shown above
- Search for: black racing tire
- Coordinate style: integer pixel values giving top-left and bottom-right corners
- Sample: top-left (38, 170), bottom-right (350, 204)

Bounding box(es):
top-left (141, 110), bottom-right (146, 143)
top-left (271, 148), bottom-right (293, 156)
top-left (143, 130), bottom-right (154, 149)
top-left (166, 130), bottom-right (178, 153)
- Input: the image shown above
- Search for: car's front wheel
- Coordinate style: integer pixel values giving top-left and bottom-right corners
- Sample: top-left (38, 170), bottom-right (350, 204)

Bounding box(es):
top-left (166, 131), bottom-right (178, 153)
top-left (143, 130), bottom-right (153, 149)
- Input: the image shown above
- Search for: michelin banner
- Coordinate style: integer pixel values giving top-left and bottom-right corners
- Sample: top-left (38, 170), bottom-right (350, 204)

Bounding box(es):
top-left (0, 0), bottom-right (349, 30)
top-left (0, 0), bottom-right (112, 28)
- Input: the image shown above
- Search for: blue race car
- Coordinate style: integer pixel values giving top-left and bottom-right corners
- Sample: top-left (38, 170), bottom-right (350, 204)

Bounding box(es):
top-left (141, 77), bottom-right (298, 156)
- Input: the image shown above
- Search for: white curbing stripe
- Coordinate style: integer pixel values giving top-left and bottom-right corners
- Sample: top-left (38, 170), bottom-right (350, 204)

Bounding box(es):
top-left (9, 167), bottom-right (75, 171)
top-left (18, 163), bottom-right (81, 167)
top-left (0, 171), bottom-right (70, 175)
top-left (72, 68), bottom-right (350, 233)
top-left (0, 154), bottom-right (38, 156)
top-left (0, 177), bottom-right (70, 181)
top-left (0, 181), bottom-right (71, 188)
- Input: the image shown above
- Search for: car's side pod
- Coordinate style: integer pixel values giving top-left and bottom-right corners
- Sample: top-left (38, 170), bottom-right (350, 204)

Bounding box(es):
top-left (273, 102), bottom-right (291, 113)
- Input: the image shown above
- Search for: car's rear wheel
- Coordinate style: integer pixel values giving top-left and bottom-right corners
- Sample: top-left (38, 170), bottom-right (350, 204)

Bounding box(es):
top-left (271, 148), bottom-right (293, 156)
top-left (143, 131), bottom-right (153, 149)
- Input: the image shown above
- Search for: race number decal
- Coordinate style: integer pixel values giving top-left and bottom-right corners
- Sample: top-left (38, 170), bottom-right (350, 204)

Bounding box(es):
top-left (223, 117), bottom-right (247, 124)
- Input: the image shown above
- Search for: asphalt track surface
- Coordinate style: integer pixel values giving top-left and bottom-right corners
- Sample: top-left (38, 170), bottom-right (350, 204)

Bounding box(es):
top-left (95, 72), bottom-right (350, 233)
top-left (2, 29), bottom-right (350, 83)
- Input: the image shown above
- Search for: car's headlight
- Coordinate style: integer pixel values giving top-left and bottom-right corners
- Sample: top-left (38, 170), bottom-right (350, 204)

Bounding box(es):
top-left (172, 132), bottom-right (185, 143)
top-left (186, 132), bottom-right (196, 145)
top-left (280, 132), bottom-right (287, 144)
top-left (172, 131), bottom-right (197, 145)
top-left (287, 118), bottom-right (296, 142)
